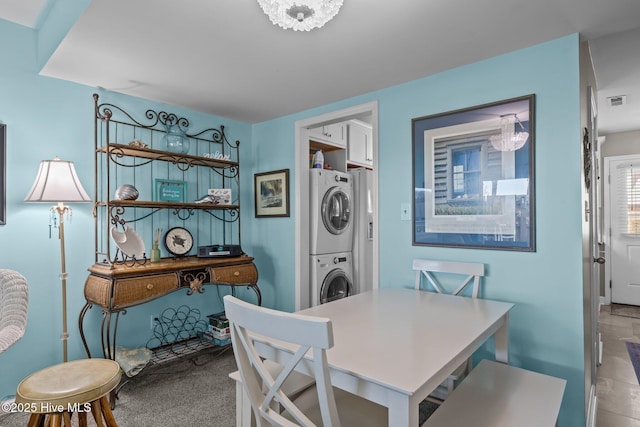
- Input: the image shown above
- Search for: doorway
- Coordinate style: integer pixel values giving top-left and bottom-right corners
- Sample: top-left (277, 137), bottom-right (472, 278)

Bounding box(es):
top-left (293, 101), bottom-right (379, 310)
top-left (604, 154), bottom-right (640, 305)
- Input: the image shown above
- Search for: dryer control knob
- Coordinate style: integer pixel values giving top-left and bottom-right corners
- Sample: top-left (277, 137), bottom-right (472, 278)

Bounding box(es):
top-left (333, 257), bottom-right (339, 264)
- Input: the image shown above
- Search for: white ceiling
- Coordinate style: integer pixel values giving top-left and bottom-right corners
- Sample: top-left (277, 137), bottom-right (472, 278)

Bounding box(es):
top-left (3, 0), bottom-right (640, 133)
top-left (0, 0), bottom-right (47, 27)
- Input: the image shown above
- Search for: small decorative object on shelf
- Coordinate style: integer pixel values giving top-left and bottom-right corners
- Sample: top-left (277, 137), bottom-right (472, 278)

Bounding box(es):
top-left (150, 228), bottom-right (162, 263)
top-left (208, 188), bottom-right (231, 204)
top-left (128, 139), bottom-right (148, 149)
top-left (114, 184), bottom-right (139, 201)
top-left (164, 226), bottom-right (194, 256)
top-left (110, 226), bottom-right (147, 264)
top-left (163, 121), bottom-right (190, 154)
top-left (203, 151), bottom-right (230, 161)
top-left (194, 195), bottom-right (217, 204)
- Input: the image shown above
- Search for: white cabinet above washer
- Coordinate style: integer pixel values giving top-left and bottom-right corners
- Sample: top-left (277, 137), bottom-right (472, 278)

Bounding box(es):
top-left (309, 123), bottom-right (347, 148)
top-left (347, 120), bottom-right (373, 168)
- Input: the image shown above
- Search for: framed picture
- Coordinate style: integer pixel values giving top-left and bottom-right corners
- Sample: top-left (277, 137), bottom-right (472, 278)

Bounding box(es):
top-left (154, 179), bottom-right (187, 202)
top-left (254, 169), bottom-right (290, 217)
top-left (412, 95), bottom-right (536, 251)
top-left (0, 124), bottom-right (5, 225)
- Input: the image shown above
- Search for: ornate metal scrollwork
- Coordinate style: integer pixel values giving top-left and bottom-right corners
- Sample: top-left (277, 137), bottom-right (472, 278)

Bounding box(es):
top-left (109, 206), bottom-right (127, 226)
top-left (583, 127), bottom-right (592, 190)
top-left (206, 208), bottom-right (239, 223)
top-left (93, 93), bottom-right (243, 266)
top-left (179, 269), bottom-right (210, 295)
top-left (108, 146), bottom-right (153, 167)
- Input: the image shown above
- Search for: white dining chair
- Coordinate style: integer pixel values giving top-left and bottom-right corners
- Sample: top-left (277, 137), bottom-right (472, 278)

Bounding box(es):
top-left (224, 295), bottom-right (387, 427)
top-left (230, 357), bottom-right (316, 426)
top-left (412, 259), bottom-right (485, 401)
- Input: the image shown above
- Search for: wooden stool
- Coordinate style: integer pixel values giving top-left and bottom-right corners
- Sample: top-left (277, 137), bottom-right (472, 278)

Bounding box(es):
top-left (15, 359), bottom-right (121, 427)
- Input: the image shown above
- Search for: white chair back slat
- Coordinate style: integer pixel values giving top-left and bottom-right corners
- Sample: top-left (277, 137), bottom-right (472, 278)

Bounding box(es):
top-left (413, 259), bottom-right (485, 298)
top-left (224, 295), bottom-right (342, 427)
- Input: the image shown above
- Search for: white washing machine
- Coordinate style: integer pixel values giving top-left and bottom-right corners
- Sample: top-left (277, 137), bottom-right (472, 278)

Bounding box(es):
top-left (310, 252), bottom-right (354, 306)
top-left (309, 169), bottom-right (353, 255)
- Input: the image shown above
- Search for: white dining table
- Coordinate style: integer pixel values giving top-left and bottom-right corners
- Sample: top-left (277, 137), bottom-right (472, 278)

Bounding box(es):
top-left (252, 287), bottom-right (514, 426)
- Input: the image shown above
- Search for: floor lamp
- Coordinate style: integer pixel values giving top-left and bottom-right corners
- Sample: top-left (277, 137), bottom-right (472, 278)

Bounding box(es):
top-left (24, 157), bottom-right (91, 362)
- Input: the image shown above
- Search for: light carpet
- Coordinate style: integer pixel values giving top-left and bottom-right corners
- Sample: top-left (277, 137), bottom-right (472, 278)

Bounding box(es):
top-left (1, 348), bottom-right (438, 426)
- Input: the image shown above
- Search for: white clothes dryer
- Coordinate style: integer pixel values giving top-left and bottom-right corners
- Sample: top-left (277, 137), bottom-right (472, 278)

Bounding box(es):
top-left (309, 169), bottom-right (353, 255)
top-left (310, 252), bottom-right (354, 307)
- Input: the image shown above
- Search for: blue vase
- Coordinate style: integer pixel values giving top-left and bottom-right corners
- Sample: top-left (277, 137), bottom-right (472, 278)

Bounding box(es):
top-left (163, 124), bottom-right (190, 154)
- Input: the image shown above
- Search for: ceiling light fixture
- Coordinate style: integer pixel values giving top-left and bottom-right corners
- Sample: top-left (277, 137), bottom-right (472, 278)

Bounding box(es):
top-left (489, 114), bottom-right (529, 152)
top-left (257, 0), bottom-right (344, 31)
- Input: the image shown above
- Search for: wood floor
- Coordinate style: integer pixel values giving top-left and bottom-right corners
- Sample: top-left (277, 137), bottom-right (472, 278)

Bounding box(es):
top-left (597, 305), bottom-right (640, 426)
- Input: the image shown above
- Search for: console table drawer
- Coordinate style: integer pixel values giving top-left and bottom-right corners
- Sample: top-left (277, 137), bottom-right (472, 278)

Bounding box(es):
top-left (112, 274), bottom-right (178, 308)
top-left (211, 263), bottom-right (258, 285)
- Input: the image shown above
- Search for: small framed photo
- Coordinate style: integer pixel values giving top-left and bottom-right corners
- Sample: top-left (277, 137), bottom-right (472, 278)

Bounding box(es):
top-left (254, 169), bottom-right (290, 218)
top-left (208, 188), bottom-right (232, 205)
top-left (155, 179), bottom-right (187, 202)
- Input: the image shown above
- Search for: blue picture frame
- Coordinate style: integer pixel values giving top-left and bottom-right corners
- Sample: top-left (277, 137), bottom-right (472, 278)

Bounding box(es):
top-left (412, 95), bottom-right (536, 251)
top-left (154, 179), bottom-right (187, 203)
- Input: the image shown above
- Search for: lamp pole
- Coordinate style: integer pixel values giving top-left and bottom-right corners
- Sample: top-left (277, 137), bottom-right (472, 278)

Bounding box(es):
top-left (24, 157), bottom-right (91, 363)
top-left (54, 202), bottom-right (70, 362)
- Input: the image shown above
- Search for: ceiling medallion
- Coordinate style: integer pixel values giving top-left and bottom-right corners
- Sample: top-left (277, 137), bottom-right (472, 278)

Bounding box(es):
top-left (257, 0), bottom-right (344, 31)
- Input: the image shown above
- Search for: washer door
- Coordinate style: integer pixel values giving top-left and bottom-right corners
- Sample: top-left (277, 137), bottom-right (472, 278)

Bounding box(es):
top-left (321, 187), bottom-right (351, 235)
top-left (320, 268), bottom-right (353, 304)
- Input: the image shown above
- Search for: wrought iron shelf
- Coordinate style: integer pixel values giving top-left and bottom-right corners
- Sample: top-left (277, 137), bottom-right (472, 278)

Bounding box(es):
top-left (98, 144), bottom-right (238, 169)
top-left (101, 200), bottom-right (239, 211)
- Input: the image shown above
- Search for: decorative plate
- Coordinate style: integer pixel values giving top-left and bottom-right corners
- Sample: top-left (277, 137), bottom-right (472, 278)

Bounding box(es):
top-left (111, 226), bottom-right (146, 259)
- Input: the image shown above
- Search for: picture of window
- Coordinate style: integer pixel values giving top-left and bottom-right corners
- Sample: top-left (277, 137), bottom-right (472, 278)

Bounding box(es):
top-left (412, 95), bottom-right (535, 251)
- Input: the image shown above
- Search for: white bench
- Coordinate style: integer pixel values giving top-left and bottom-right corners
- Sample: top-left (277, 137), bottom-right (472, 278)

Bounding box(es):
top-left (423, 359), bottom-right (566, 427)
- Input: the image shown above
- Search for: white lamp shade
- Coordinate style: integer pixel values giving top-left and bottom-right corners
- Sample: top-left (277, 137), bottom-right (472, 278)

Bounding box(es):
top-left (24, 158), bottom-right (91, 203)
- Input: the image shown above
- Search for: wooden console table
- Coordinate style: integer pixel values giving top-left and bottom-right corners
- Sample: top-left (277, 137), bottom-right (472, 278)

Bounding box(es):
top-left (78, 255), bottom-right (259, 359)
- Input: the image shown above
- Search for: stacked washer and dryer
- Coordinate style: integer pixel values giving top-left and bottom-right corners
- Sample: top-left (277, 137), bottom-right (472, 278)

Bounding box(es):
top-left (309, 169), bottom-right (354, 306)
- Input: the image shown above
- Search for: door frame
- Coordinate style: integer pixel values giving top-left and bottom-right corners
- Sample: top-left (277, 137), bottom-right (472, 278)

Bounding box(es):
top-left (603, 153), bottom-right (640, 304)
top-left (294, 101), bottom-right (379, 311)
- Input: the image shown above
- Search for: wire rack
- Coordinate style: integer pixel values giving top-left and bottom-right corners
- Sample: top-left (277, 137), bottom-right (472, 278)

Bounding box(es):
top-left (146, 305), bottom-right (224, 364)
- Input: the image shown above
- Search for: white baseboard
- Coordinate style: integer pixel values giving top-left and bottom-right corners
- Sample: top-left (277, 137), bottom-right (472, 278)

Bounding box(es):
top-left (586, 385), bottom-right (597, 427)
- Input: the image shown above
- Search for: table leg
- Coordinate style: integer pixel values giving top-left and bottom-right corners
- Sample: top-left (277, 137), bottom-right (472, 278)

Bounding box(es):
top-left (248, 284), bottom-right (262, 306)
top-left (78, 302), bottom-right (93, 358)
top-left (387, 392), bottom-right (419, 427)
top-left (494, 314), bottom-right (510, 364)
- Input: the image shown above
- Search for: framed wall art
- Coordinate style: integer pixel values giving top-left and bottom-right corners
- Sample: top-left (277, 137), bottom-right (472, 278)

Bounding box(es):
top-left (412, 95), bottom-right (536, 251)
top-left (0, 124), bottom-right (5, 225)
top-left (254, 169), bottom-right (290, 218)
top-left (154, 179), bottom-right (187, 202)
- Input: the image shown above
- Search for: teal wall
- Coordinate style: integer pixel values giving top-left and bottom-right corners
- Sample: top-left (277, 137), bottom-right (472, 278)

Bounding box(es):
top-left (248, 35), bottom-right (584, 426)
top-left (1, 10), bottom-right (584, 425)
top-left (0, 17), bottom-right (253, 402)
